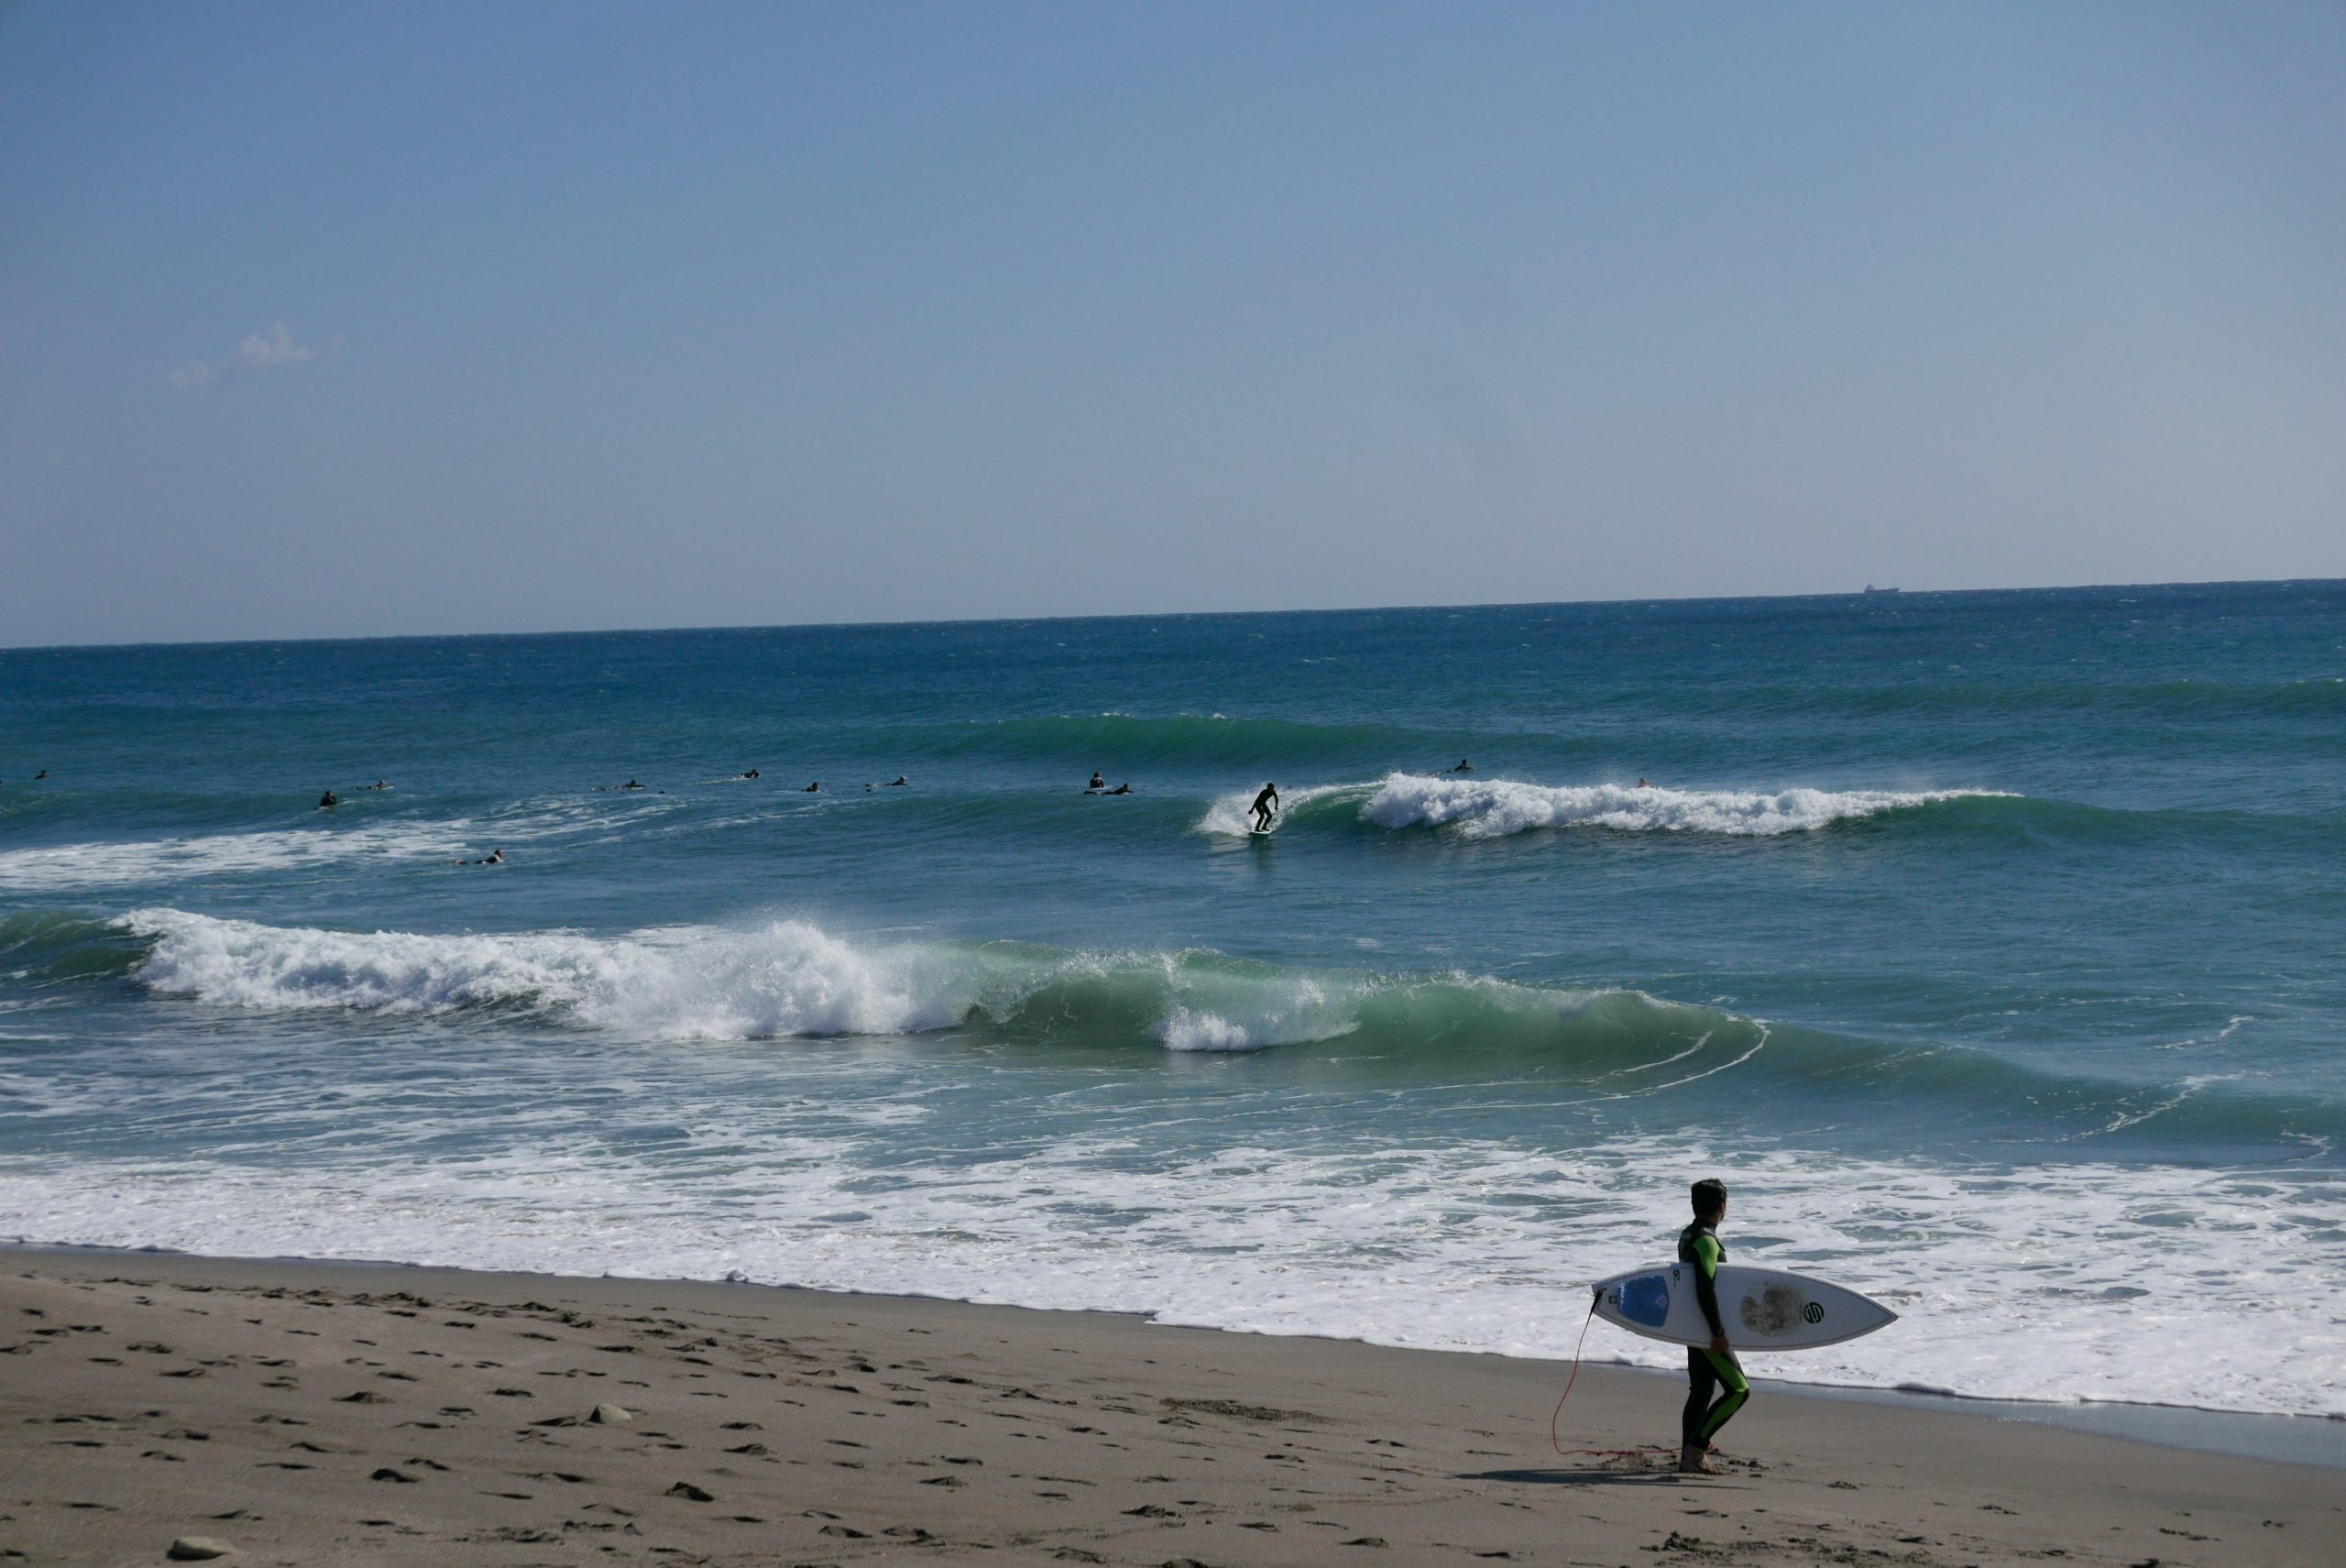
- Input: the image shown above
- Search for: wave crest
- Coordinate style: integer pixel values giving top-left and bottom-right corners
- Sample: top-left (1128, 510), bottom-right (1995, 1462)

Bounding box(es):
top-left (41, 910), bottom-right (2327, 1151)
top-left (126, 910), bottom-right (965, 1040)
top-left (116, 910), bottom-right (1656, 1058)
top-left (1199, 774), bottom-right (2012, 840)
top-left (1361, 773), bottom-right (2009, 839)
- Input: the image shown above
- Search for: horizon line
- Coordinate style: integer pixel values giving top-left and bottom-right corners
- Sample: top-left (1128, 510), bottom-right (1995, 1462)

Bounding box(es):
top-left (4, 575), bottom-right (2338, 657)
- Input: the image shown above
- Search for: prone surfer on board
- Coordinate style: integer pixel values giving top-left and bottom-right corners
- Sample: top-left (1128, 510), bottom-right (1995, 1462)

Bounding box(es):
top-left (1677, 1178), bottom-right (1750, 1473)
top-left (1250, 782), bottom-right (1279, 831)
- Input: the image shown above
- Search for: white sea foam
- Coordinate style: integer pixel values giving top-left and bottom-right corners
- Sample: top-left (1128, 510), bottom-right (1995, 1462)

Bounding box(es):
top-left (1361, 773), bottom-right (2008, 839)
top-left (126, 910), bottom-right (977, 1040)
top-left (0, 1140), bottom-right (2335, 1416)
top-left (0, 822), bottom-right (465, 892)
top-left (120, 911), bottom-right (1395, 1052)
top-left (1156, 1008), bottom-right (1267, 1051)
top-left (0, 797), bottom-right (676, 893)
top-left (1153, 979), bottom-right (1358, 1053)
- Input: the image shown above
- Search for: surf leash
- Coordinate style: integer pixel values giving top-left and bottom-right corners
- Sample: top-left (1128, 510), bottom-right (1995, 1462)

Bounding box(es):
top-left (1548, 1289), bottom-right (1680, 1462)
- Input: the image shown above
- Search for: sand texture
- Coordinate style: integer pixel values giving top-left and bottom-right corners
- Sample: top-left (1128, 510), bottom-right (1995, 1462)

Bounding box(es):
top-left (2, 1253), bottom-right (2336, 1566)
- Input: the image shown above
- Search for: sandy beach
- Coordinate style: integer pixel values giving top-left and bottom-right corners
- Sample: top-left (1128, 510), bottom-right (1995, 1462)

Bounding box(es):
top-left (2, 1252), bottom-right (2334, 1567)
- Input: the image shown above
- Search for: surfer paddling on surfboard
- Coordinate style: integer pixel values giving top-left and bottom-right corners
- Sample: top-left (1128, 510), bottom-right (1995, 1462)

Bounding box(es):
top-left (1678, 1178), bottom-right (1749, 1473)
top-left (1250, 782), bottom-right (1279, 832)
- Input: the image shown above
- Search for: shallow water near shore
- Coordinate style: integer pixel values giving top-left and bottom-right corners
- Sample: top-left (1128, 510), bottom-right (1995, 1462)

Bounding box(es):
top-left (2, 583), bottom-right (2341, 1417)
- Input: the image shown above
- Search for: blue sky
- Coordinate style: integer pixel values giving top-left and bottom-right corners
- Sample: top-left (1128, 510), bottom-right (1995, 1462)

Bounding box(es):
top-left (3, 2), bottom-right (2341, 646)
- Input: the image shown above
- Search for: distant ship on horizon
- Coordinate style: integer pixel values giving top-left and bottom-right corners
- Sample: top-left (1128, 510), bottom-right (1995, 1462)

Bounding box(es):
top-left (1863, 584), bottom-right (1902, 596)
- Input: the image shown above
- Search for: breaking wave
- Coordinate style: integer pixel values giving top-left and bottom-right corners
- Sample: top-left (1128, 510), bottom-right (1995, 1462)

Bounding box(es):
top-left (23, 911), bottom-right (2317, 1156)
top-left (1200, 773), bottom-right (2012, 839)
top-left (115, 908), bottom-right (1612, 1055)
top-left (1361, 774), bottom-right (2010, 839)
top-left (126, 910), bottom-right (989, 1042)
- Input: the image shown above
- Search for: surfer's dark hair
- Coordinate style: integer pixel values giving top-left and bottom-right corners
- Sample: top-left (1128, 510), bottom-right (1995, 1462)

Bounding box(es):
top-left (1690, 1179), bottom-right (1727, 1216)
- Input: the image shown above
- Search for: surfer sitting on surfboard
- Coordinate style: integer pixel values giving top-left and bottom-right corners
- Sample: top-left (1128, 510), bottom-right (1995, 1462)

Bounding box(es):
top-left (1677, 1178), bottom-right (1750, 1474)
top-left (1250, 782), bottom-right (1279, 831)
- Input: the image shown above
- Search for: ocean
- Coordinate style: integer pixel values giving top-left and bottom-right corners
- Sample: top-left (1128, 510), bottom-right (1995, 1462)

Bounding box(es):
top-left (2, 582), bottom-right (2341, 1419)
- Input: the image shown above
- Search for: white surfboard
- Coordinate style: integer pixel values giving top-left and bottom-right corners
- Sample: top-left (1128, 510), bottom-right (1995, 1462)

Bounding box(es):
top-left (1591, 1261), bottom-right (1896, 1351)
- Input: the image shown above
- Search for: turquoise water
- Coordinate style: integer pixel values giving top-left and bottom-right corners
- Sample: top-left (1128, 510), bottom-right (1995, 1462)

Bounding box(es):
top-left (2, 582), bottom-right (2341, 1414)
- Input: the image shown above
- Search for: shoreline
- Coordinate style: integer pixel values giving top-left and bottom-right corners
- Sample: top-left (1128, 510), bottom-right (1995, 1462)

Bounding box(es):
top-left (5, 1248), bottom-right (2341, 1568)
top-left (10, 1239), bottom-right (2341, 1469)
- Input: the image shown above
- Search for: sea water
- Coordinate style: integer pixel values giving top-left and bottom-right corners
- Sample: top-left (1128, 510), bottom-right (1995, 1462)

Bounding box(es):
top-left (1, 583), bottom-right (2340, 1417)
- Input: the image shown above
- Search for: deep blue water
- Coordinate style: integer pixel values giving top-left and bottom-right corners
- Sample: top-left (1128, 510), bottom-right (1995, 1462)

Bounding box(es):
top-left (2, 581), bottom-right (2341, 1412)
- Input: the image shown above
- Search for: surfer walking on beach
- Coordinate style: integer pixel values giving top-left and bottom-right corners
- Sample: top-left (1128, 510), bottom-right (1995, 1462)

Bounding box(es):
top-left (1678, 1178), bottom-right (1749, 1474)
top-left (1250, 781), bottom-right (1279, 831)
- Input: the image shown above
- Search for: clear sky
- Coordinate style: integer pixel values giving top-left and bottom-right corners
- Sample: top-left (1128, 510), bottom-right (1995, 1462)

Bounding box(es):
top-left (3, 2), bottom-right (2341, 647)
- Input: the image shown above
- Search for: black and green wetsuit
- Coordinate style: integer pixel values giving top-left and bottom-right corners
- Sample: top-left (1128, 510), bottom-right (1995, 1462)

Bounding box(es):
top-left (1677, 1218), bottom-right (1750, 1449)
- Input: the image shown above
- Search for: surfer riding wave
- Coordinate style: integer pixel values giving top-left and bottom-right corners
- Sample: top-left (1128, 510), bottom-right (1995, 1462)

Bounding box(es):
top-left (1250, 782), bottom-right (1279, 832)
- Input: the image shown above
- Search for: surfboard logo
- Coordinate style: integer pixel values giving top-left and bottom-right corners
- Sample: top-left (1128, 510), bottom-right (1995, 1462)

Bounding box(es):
top-left (1803, 1301), bottom-right (1825, 1324)
top-left (1617, 1274), bottom-right (1671, 1327)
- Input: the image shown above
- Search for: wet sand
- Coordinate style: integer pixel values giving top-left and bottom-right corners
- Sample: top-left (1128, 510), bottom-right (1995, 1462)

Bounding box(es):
top-left (3, 1251), bottom-right (2336, 1566)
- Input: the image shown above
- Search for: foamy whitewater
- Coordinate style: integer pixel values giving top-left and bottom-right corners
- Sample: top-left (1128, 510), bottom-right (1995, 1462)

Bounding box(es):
top-left (4, 587), bottom-right (2342, 1418)
top-left (1200, 773), bottom-right (2008, 839)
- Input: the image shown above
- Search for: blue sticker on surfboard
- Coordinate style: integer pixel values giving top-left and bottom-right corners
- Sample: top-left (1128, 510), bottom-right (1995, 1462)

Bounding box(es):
top-left (1616, 1272), bottom-right (1672, 1327)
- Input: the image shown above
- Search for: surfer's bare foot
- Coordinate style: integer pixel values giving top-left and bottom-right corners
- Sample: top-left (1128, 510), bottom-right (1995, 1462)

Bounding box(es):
top-left (1677, 1445), bottom-right (1714, 1474)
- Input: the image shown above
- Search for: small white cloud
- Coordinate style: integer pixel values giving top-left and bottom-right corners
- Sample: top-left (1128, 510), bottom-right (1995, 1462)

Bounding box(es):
top-left (170, 322), bottom-right (335, 390)
top-left (236, 321), bottom-right (314, 367)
